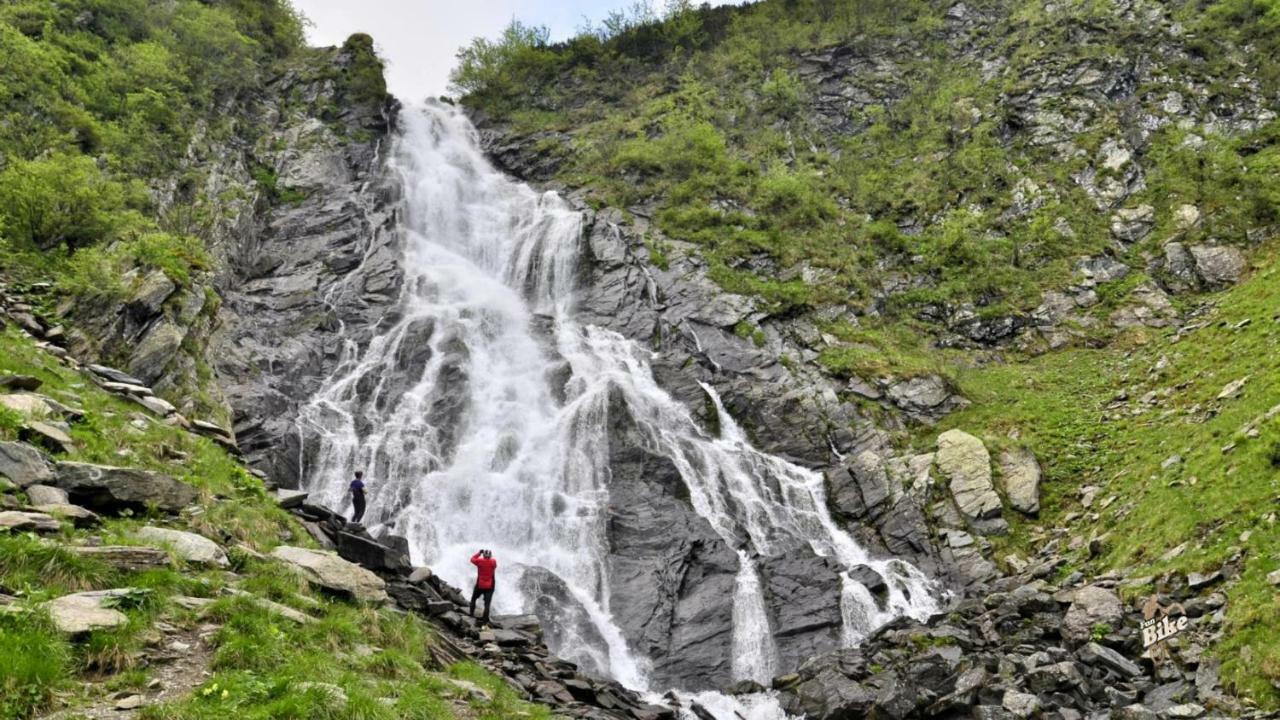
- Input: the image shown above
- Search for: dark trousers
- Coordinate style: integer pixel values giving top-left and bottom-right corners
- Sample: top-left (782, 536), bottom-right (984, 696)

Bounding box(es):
top-left (470, 582), bottom-right (494, 622)
top-left (351, 493), bottom-right (366, 523)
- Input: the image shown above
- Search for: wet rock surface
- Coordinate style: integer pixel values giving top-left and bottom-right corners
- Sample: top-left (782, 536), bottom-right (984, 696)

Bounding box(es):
top-left (602, 387), bottom-right (739, 690)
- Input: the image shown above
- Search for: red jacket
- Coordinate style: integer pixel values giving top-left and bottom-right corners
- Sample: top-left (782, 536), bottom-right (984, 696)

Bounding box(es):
top-left (471, 552), bottom-right (497, 589)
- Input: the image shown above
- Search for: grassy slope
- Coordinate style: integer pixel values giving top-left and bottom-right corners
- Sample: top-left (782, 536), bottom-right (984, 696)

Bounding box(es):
top-left (934, 243), bottom-right (1280, 703)
top-left (0, 328), bottom-right (552, 720)
top-left (459, 0), bottom-right (1280, 378)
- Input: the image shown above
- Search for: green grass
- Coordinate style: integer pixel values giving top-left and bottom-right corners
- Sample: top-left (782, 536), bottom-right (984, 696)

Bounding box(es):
top-left (938, 246), bottom-right (1280, 706)
top-left (0, 610), bottom-right (72, 719)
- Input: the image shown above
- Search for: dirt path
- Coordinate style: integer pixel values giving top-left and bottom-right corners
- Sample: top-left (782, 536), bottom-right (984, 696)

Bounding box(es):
top-left (39, 622), bottom-right (218, 720)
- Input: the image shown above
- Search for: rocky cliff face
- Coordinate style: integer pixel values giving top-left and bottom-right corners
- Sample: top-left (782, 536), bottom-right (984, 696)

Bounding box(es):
top-left (60, 44), bottom-right (403, 486)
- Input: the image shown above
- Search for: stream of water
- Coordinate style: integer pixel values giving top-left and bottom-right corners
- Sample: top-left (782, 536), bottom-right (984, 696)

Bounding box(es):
top-left (296, 101), bottom-right (939, 719)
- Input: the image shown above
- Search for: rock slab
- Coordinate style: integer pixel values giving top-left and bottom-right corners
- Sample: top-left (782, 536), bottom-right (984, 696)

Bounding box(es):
top-left (51, 462), bottom-right (197, 514)
top-left (43, 589), bottom-right (133, 634)
top-left (135, 526), bottom-right (230, 567)
top-left (936, 430), bottom-right (1002, 522)
top-left (270, 545), bottom-right (388, 603)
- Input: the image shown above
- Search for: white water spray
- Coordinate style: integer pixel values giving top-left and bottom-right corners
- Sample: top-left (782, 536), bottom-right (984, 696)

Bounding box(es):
top-left (297, 102), bottom-right (939, 718)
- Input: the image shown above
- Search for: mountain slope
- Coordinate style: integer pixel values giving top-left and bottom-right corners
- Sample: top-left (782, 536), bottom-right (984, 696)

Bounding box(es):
top-left (458, 0), bottom-right (1280, 708)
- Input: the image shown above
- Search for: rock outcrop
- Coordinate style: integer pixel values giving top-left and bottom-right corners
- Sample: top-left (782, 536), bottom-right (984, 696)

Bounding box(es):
top-left (270, 545), bottom-right (389, 604)
top-left (50, 462), bottom-right (197, 514)
top-left (936, 430), bottom-right (1001, 525)
top-left (602, 387), bottom-right (739, 690)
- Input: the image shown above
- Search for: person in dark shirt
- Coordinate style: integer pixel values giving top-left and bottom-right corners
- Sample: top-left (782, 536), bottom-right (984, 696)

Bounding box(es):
top-left (470, 549), bottom-right (497, 625)
top-left (349, 471), bottom-right (366, 523)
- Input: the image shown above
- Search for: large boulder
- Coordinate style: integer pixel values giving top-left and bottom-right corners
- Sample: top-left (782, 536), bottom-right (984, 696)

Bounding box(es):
top-left (998, 448), bottom-right (1041, 516)
top-left (43, 589), bottom-right (133, 634)
top-left (1188, 244), bottom-right (1245, 288)
top-left (886, 375), bottom-right (968, 423)
top-left (270, 545), bottom-right (388, 603)
top-left (134, 526), bottom-right (229, 567)
top-left (784, 652), bottom-right (876, 718)
top-left (0, 441), bottom-right (53, 487)
top-left (1061, 585), bottom-right (1123, 643)
top-left (50, 462), bottom-right (197, 514)
top-left (935, 430), bottom-right (1001, 522)
top-left (335, 530), bottom-right (410, 573)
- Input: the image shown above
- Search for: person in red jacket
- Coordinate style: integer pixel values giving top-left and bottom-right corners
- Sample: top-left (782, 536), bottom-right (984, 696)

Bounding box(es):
top-left (469, 549), bottom-right (497, 625)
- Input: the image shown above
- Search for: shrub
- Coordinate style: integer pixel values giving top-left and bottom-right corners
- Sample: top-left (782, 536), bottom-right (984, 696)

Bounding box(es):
top-left (340, 34), bottom-right (388, 107)
top-left (0, 155), bottom-right (127, 251)
top-left (760, 68), bottom-right (803, 116)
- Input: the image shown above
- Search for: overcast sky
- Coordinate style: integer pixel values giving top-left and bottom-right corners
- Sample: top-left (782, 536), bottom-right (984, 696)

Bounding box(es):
top-left (293, 1), bottom-right (737, 102)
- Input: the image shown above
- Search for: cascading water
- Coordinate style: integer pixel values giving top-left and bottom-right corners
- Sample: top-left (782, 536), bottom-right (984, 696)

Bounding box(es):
top-left (297, 101), bottom-right (940, 718)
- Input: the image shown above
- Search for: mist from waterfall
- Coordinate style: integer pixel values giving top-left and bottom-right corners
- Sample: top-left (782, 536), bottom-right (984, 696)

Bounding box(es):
top-left (296, 101), bottom-right (939, 718)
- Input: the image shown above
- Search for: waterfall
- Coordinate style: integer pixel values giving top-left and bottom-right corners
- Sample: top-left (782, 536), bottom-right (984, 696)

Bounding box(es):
top-left (296, 102), bottom-right (939, 718)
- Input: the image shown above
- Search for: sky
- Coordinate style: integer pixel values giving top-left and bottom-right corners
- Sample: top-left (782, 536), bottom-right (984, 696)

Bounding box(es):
top-left (292, 1), bottom-right (735, 102)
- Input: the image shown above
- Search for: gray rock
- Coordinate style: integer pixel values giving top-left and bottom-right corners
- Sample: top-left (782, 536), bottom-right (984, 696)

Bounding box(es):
top-left (1077, 255), bottom-right (1130, 283)
top-left (1163, 242), bottom-right (1199, 291)
top-left (32, 503), bottom-right (100, 528)
top-left (1002, 690), bottom-right (1041, 718)
top-left (50, 462), bottom-right (197, 514)
top-left (87, 364), bottom-right (147, 387)
top-left (335, 530), bottom-right (409, 573)
top-left (1061, 585), bottom-right (1123, 643)
top-left (1079, 641), bottom-right (1141, 677)
top-left (1110, 205), bottom-right (1155, 243)
top-left (830, 450), bottom-right (891, 522)
top-left (886, 375), bottom-right (968, 423)
top-left (1163, 703), bottom-right (1205, 719)
top-left (275, 489), bottom-right (308, 509)
top-left (127, 321), bottom-right (185, 387)
top-left (21, 421), bottom-right (73, 453)
top-left (132, 394), bottom-right (177, 417)
top-left (135, 526), bottom-right (230, 567)
top-left (998, 447), bottom-right (1040, 516)
top-left (1116, 705), bottom-right (1158, 720)
top-left (602, 387), bottom-right (737, 690)
top-left (1026, 660), bottom-right (1085, 692)
top-left (24, 484), bottom-right (68, 505)
top-left (1188, 245), bottom-right (1245, 288)
top-left (0, 393), bottom-right (58, 419)
top-left (43, 589), bottom-right (133, 634)
top-left (70, 545), bottom-right (172, 571)
top-left (936, 429), bottom-right (1002, 523)
top-left (0, 510), bottom-right (62, 532)
top-left (759, 547), bottom-right (844, 671)
top-left (270, 545), bottom-right (388, 603)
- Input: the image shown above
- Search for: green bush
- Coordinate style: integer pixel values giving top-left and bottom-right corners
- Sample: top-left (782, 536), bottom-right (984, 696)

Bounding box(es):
top-left (341, 33), bottom-right (388, 107)
top-left (0, 155), bottom-right (128, 251)
top-left (760, 68), bottom-right (803, 116)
